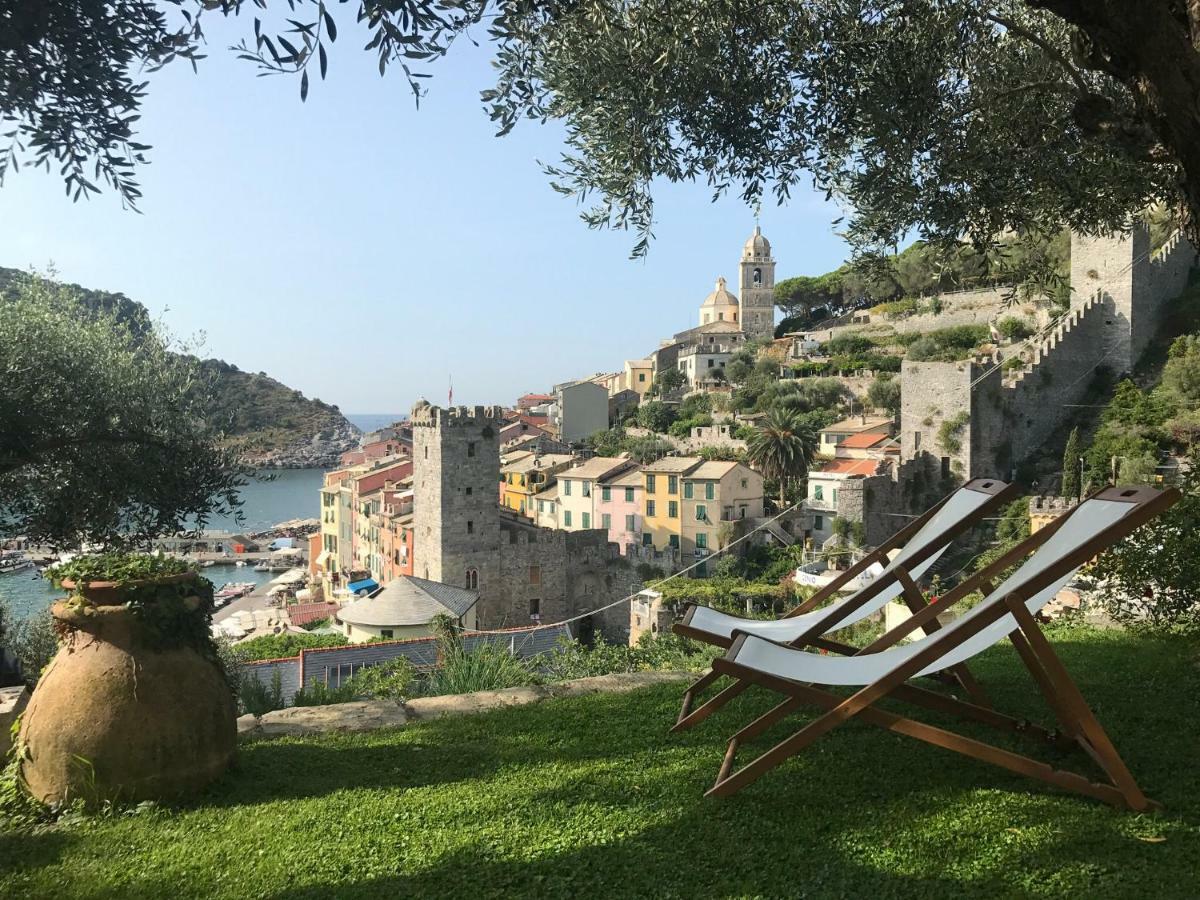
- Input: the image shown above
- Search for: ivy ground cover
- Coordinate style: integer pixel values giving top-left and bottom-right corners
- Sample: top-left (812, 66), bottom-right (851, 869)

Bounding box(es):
top-left (2, 626), bottom-right (1198, 898)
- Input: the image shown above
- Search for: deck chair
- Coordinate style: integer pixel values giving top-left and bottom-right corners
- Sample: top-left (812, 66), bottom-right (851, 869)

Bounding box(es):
top-left (672, 478), bottom-right (1018, 731)
top-left (701, 485), bottom-right (1178, 811)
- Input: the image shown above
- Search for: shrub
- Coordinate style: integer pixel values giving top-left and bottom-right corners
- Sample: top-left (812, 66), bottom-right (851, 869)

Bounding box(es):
top-left (996, 316), bottom-right (1033, 340)
top-left (342, 657), bottom-right (416, 700)
top-left (1, 608), bottom-right (59, 688)
top-left (292, 680), bottom-right (358, 707)
top-left (423, 643), bottom-right (535, 696)
top-left (239, 669), bottom-right (286, 716)
top-left (937, 412), bottom-right (970, 454)
top-left (233, 632), bottom-right (349, 662)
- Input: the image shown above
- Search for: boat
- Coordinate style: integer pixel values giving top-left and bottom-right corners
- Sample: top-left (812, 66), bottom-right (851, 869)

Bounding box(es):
top-left (0, 553), bottom-right (33, 575)
top-left (235, 561), bottom-right (247, 568)
top-left (200, 559), bottom-right (215, 568)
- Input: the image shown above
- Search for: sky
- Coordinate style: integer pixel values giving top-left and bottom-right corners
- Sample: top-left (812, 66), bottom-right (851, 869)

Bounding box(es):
top-left (0, 13), bottom-right (851, 414)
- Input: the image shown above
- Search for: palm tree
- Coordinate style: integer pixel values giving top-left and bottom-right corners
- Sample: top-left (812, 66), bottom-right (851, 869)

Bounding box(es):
top-left (746, 408), bottom-right (818, 510)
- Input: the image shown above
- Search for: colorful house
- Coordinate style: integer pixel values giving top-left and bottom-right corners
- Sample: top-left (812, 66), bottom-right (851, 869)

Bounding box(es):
top-left (640, 456), bottom-right (703, 552)
top-left (555, 456), bottom-right (637, 532)
top-left (680, 461), bottom-right (765, 575)
top-left (500, 451), bottom-right (574, 518)
top-left (595, 467), bottom-right (644, 552)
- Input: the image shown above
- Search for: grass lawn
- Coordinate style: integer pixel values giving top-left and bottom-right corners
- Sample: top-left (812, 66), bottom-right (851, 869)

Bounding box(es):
top-left (2, 625), bottom-right (1198, 899)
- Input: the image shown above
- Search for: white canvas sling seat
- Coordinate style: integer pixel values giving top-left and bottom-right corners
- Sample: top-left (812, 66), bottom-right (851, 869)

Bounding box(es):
top-left (670, 479), bottom-right (1015, 734)
top-left (679, 479), bottom-right (1010, 647)
top-left (704, 486), bottom-right (1178, 811)
top-left (724, 495), bottom-right (1135, 687)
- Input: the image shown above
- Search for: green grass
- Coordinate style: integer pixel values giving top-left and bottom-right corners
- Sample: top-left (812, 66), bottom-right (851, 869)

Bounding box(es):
top-left (3, 626), bottom-right (1199, 898)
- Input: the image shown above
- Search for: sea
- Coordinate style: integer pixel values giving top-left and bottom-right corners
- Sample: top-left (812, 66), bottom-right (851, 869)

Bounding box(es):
top-left (1, 414), bottom-right (406, 623)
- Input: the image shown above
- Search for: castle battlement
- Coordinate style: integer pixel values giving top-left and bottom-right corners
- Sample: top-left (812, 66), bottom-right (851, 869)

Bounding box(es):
top-left (410, 403), bottom-right (503, 428)
top-left (1029, 496), bottom-right (1079, 514)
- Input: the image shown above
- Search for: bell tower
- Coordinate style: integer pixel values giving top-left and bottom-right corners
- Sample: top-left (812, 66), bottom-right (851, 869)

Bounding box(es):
top-left (739, 225), bottom-right (776, 341)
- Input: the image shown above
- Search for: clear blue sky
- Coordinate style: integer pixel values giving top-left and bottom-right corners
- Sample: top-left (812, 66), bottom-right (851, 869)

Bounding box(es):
top-left (0, 14), bottom-right (851, 414)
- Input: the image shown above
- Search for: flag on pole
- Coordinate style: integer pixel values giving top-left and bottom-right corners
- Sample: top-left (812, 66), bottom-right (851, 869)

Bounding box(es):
top-left (448, 375), bottom-right (453, 406)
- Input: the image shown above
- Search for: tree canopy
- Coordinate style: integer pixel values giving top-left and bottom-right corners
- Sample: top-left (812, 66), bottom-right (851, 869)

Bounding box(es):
top-left (6, 2), bottom-right (1200, 258)
top-left (0, 271), bottom-right (245, 548)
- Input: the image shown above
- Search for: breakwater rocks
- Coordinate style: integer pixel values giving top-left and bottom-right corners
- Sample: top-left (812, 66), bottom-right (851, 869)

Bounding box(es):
top-left (244, 422), bottom-right (362, 469)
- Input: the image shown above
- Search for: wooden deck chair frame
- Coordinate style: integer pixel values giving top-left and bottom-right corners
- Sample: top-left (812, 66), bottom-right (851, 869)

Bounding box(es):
top-left (672, 478), bottom-right (1018, 732)
top-left (702, 485), bottom-right (1178, 811)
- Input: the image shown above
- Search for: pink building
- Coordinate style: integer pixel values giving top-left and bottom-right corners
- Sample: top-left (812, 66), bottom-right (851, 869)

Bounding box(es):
top-left (595, 467), bottom-right (643, 553)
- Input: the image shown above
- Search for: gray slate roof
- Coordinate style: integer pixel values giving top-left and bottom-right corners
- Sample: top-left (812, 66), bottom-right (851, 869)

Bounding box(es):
top-left (338, 575), bottom-right (479, 627)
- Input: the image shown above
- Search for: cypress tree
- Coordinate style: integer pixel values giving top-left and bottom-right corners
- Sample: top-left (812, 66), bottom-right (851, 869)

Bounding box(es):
top-left (1062, 427), bottom-right (1082, 499)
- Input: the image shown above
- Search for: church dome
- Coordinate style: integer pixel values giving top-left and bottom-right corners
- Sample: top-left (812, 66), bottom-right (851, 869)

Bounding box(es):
top-left (701, 276), bottom-right (739, 308)
top-left (743, 225), bottom-right (771, 259)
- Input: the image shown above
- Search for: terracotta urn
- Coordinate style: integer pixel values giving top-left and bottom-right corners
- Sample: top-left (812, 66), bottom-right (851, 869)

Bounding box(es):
top-left (18, 573), bottom-right (236, 807)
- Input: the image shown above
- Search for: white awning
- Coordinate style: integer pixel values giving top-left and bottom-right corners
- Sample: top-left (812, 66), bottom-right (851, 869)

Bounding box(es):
top-left (272, 547), bottom-right (303, 557)
top-left (270, 568), bottom-right (308, 586)
top-left (315, 550), bottom-right (332, 567)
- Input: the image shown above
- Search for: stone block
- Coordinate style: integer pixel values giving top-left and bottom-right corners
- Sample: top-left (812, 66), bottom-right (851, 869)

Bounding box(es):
top-left (249, 700), bottom-right (408, 738)
top-left (403, 685), bottom-right (547, 720)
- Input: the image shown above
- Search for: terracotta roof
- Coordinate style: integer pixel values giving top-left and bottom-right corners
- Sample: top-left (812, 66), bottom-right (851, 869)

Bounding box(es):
top-left (561, 456), bottom-right (633, 481)
top-left (288, 602), bottom-right (340, 627)
top-left (686, 460), bottom-right (740, 480)
top-left (608, 468), bottom-right (643, 488)
top-left (815, 458), bottom-right (884, 477)
top-left (643, 456), bottom-right (703, 474)
top-left (839, 432), bottom-right (890, 450)
top-left (823, 416), bottom-right (893, 435)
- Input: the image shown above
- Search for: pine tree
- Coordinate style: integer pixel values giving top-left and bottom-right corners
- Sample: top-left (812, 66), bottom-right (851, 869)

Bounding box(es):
top-left (1062, 427), bottom-right (1082, 500)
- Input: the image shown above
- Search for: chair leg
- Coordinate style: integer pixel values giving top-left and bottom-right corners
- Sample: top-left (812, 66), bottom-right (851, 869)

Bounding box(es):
top-left (672, 678), bottom-right (750, 733)
top-left (675, 669), bottom-right (722, 730)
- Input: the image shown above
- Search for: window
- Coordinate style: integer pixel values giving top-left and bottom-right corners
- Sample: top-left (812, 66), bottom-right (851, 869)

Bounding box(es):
top-left (625, 514), bottom-right (635, 532)
top-left (465, 568), bottom-right (478, 590)
top-left (583, 481), bottom-right (592, 498)
top-left (601, 485), bottom-right (611, 502)
top-left (684, 482), bottom-right (694, 499)
top-left (643, 533), bottom-right (653, 546)
top-left (696, 533), bottom-right (708, 550)
top-left (646, 474), bottom-right (656, 493)
top-left (529, 565), bottom-right (541, 585)
top-left (380, 629), bottom-right (394, 639)
top-left (718, 312), bottom-right (724, 321)
top-left (813, 485), bottom-right (824, 501)
top-left (465, 486), bottom-right (473, 496)
top-left (668, 475), bottom-right (678, 494)
top-left (467, 520), bottom-right (474, 534)
top-left (564, 511), bottom-right (573, 527)
top-left (668, 501), bottom-right (678, 518)
top-left (814, 515), bottom-right (824, 531)
top-left (723, 506), bottom-right (733, 520)
top-left (646, 500), bottom-right (656, 517)
top-left (602, 513), bottom-right (611, 530)
top-left (696, 504), bottom-right (707, 521)
top-left (639, 372), bottom-right (646, 382)
top-left (669, 534), bottom-right (680, 549)
top-left (739, 505), bottom-right (747, 519)
top-left (914, 431), bottom-right (922, 451)
top-left (582, 512), bottom-right (591, 529)
top-left (740, 478), bottom-right (748, 489)
top-left (468, 442), bottom-right (476, 457)
top-left (753, 267), bottom-right (762, 284)
top-left (519, 501), bottom-right (526, 515)
top-left (529, 598), bottom-right (541, 617)
top-left (708, 359), bottom-right (714, 368)
top-left (625, 487), bottom-right (635, 502)
top-left (705, 482), bottom-right (715, 500)
top-left (562, 480), bottom-right (572, 496)
top-left (537, 500), bottom-right (544, 512)
top-left (941, 456), bottom-right (951, 479)
top-left (424, 446), bottom-right (428, 459)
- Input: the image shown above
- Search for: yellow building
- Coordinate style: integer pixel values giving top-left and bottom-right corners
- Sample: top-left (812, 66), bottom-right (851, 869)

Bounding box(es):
top-left (317, 468), bottom-right (357, 593)
top-left (500, 451), bottom-right (574, 518)
top-left (640, 456), bottom-right (702, 552)
top-left (623, 359), bottom-right (655, 397)
top-left (681, 461), bottom-right (765, 576)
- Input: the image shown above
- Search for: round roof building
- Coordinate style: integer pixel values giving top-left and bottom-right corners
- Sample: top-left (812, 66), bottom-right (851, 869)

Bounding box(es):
top-left (700, 276), bottom-right (739, 327)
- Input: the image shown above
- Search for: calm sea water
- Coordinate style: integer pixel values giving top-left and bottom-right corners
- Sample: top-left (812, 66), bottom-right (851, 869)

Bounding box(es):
top-left (1, 468), bottom-right (327, 622)
top-left (347, 413), bottom-right (406, 434)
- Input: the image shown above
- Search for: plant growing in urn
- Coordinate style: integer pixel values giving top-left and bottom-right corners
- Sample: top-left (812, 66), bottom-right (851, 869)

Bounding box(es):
top-left (1, 271), bottom-right (245, 807)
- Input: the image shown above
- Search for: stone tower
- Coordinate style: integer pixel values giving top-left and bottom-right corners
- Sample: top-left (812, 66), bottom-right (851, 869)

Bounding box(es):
top-left (739, 225), bottom-right (776, 341)
top-left (411, 402), bottom-right (502, 614)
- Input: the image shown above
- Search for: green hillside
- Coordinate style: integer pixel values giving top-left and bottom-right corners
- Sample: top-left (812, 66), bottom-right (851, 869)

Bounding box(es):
top-left (0, 267), bottom-right (359, 465)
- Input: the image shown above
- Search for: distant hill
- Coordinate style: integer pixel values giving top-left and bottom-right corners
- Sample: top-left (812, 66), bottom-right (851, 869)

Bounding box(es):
top-left (0, 267), bottom-right (360, 467)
